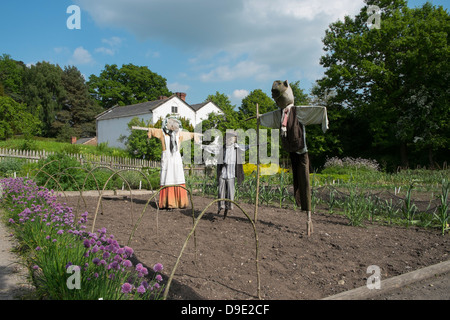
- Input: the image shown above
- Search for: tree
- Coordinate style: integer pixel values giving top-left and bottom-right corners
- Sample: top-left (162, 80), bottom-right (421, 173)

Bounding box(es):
top-left (0, 54), bottom-right (26, 102)
top-left (0, 96), bottom-right (41, 140)
top-left (22, 61), bottom-right (66, 137)
top-left (200, 92), bottom-right (239, 133)
top-left (119, 117), bottom-right (162, 161)
top-left (316, 0), bottom-right (449, 168)
top-left (52, 66), bottom-right (103, 141)
top-left (88, 63), bottom-right (172, 110)
top-left (238, 89), bottom-right (277, 130)
top-left (290, 80), bottom-right (310, 105)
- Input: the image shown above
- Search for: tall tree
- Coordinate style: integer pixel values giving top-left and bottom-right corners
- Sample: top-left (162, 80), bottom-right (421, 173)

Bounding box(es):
top-left (52, 66), bottom-right (103, 141)
top-left (22, 61), bottom-right (66, 137)
top-left (88, 63), bottom-right (172, 109)
top-left (0, 54), bottom-right (26, 102)
top-left (316, 0), bottom-right (449, 168)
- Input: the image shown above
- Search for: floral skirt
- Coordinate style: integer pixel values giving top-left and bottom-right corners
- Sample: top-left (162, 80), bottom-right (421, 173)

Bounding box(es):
top-left (159, 184), bottom-right (189, 209)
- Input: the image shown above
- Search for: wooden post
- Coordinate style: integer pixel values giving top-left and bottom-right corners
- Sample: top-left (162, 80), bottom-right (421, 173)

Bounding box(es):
top-left (254, 103), bottom-right (260, 223)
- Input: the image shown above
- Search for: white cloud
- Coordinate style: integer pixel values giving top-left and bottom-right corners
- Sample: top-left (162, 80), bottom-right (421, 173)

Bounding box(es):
top-left (200, 60), bottom-right (272, 82)
top-left (54, 47), bottom-right (70, 55)
top-left (145, 50), bottom-right (160, 59)
top-left (69, 46), bottom-right (94, 65)
top-left (102, 36), bottom-right (123, 47)
top-left (95, 47), bottom-right (115, 56)
top-left (168, 82), bottom-right (190, 93)
top-left (95, 36), bottom-right (123, 56)
top-left (75, 0), bottom-right (365, 83)
top-left (232, 89), bottom-right (249, 100)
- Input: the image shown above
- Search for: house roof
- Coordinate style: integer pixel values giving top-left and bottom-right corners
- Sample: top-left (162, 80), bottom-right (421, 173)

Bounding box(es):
top-left (191, 101), bottom-right (223, 112)
top-left (95, 95), bottom-right (222, 122)
top-left (95, 99), bottom-right (167, 121)
top-left (190, 102), bottom-right (209, 112)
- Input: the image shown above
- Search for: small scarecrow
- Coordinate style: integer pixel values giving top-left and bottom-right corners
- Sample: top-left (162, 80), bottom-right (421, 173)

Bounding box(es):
top-left (200, 131), bottom-right (246, 219)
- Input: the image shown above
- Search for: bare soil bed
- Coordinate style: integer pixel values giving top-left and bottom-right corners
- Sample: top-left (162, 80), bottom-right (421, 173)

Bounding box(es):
top-left (61, 192), bottom-right (449, 300)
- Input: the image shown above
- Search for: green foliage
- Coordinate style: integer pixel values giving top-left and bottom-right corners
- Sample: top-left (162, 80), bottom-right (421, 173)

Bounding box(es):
top-left (0, 96), bottom-right (41, 140)
top-left (201, 92), bottom-right (239, 132)
top-left (316, 0), bottom-right (449, 168)
top-left (22, 61), bottom-right (66, 137)
top-left (87, 63), bottom-right (172, 109)
top-left (33, 153), bottom-right (89, 191)
top-left (0, 158), bottom-right (26, 176)
top-left (119, 117), bottom-right (162, 161)
top-left (0, 54), bottom-right (26, 102)
top-left (53, 66), bottom-right (103, 142)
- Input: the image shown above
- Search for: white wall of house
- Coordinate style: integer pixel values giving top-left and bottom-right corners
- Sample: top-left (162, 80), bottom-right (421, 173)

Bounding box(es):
top-left (97, 113), bottom-right (153, 149)
top-left (195, 102), bottom-right (223, 125)
top-left (96, 96), bottom-right (223, 150)
top-left (152, 97), bottom-right (197, 127)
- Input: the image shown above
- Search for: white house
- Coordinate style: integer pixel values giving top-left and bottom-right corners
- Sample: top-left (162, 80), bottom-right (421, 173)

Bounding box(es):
top-left (95, 92), bottom-right (223, 149)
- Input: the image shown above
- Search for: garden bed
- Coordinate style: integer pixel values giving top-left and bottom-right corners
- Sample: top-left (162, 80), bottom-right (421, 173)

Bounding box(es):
top-left (62, 193), bottom-right (449, 300)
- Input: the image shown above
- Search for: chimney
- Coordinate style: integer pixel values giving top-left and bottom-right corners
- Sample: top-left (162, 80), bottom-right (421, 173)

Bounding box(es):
top-left (158, 96), bottom-right (168, 100)
top-left (175, 92), bottom-right (186, 101)
top-left (71, 136), bottom-right (77, 144)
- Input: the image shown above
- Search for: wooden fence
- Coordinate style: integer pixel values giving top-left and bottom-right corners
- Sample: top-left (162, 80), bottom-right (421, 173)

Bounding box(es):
top-left (0, 148), bottom-right (208, 175)
top-left (0, 148), bottom-right (160, 170)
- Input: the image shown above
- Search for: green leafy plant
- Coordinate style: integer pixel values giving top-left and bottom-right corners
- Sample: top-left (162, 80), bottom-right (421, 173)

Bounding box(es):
top-left (343, 185), bottom-right (368, 227)
top-left (401, 184), bottom-right (419, 227)
top-left (433, 179), bottom-right (449, 235)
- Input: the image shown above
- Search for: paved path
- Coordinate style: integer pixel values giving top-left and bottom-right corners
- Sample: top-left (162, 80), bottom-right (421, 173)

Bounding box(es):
top-left (0, 218), bottom-right (35, 300)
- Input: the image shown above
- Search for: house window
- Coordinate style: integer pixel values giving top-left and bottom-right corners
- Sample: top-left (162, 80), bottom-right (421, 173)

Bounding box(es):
top-left (171, 106), bottom-right (178, 114)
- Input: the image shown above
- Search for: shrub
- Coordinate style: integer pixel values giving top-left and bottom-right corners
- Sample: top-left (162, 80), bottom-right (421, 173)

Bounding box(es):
top-left (33, 153), bottom-right (88, 191)
top-left (0, 158), bottom-right (26, 176)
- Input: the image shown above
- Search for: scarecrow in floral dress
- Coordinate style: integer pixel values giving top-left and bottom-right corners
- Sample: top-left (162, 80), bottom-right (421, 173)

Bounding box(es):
top-left (147, 117), bottom-right (200, 209)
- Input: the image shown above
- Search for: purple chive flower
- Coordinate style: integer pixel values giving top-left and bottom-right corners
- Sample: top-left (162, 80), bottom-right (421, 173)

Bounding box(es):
top-left (35, 246), bottom-right (41, 251)
top-left (83, 239), bottom-right (91, 248)
top-left (155, 274), bottom-right (163, 282)
top-left (153, 263), bottom-right (163, 272)
top-left (121, 283), bottom-right (133, 294)
top-left (122, 260), bottom-right (132, 268)
top-left (124, 246), bottom-right (134, 257)
top-left (137, 285), bottom-right (146, 294)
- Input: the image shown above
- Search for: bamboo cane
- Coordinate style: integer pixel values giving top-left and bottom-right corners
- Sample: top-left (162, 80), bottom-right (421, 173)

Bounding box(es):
top-left (254, 103), bottom-right (260, 223)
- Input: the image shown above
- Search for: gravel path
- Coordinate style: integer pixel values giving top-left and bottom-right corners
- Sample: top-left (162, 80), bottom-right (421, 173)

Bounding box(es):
top-left (0, 218), bottom-right (35, 300)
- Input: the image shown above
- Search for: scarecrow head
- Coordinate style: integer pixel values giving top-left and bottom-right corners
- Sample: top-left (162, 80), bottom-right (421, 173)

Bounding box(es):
top-left (271, 80), bottom-right (294, 109)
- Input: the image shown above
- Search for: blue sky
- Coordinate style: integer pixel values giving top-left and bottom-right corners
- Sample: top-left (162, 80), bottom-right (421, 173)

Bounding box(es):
top-left (1, 0), bottom-right (448, 107)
